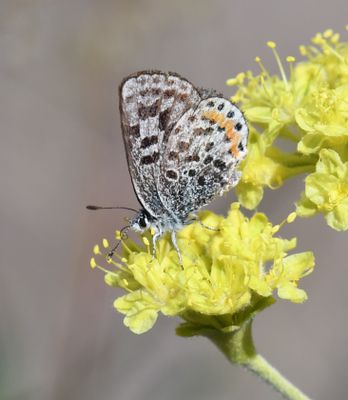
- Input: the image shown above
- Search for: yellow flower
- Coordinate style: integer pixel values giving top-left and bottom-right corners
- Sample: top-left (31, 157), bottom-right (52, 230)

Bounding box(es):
top-left (236, 129), bottom-right (313, 209)
top-left (295, 84), bottom-right (348, 155)
top-left (91, 204), bottom-right (314, 334)
top-left (297, 149), bottom-right (348, 230)
top-left (228, 28), bottom-right (348, 222)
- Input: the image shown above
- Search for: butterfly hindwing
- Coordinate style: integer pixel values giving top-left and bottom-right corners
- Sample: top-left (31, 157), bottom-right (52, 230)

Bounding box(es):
top-left (159, 97), bottom-right (248, 219)
top-left (119, 71), bottom-right (201, 217)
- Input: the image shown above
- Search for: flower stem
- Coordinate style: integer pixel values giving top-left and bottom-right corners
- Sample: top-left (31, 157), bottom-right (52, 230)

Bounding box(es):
top-left (202, 320), bottom-right (311, 400)
top-left (245, 353), bottom-right (311, 400)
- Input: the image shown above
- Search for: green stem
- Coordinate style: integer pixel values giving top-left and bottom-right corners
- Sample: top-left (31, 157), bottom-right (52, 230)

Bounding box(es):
top-left (203, 320), bottom-right (311, 400)
top-left (245, 354), bottom-right (311, 400)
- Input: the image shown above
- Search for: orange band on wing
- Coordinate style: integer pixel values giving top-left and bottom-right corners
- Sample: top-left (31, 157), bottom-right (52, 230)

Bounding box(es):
top-left (203, 110), bottom-right (240, 157)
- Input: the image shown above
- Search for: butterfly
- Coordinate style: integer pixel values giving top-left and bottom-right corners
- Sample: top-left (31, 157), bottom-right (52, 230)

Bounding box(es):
top-left (89, 70), bottom-right (248, 262)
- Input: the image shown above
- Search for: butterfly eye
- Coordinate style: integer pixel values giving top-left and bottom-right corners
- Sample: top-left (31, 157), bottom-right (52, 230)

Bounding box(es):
top-left (139, 215), bottom-right (147, 228)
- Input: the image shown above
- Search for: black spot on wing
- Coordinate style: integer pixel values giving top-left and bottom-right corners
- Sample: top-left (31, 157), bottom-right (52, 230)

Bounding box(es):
top-left (166, 170), bottom-right (178, 180)
top-left (185, 154), bottom-right (200, 162)
top-left (178, 93), bottom-right (189, 102)
top-left (204, 155), bottom-right (213, 164)
top-left (138, 99), bottom-right (160, 120)
top-left (213, 159), bottom-right (226, 170)
top-left (235, 122), bottom-right (243, 131)
top-left (140, 135), bottom-right (158, 149)
top-left (164, 89), bottom-right (175, 98)
top-left (198, 176), bottom-right (205, 186)
top-left (140, 152), bottom-right (160, 165)
top-left (126, 124), bottom-right (140, 138)
top-left (205, 142), bottom-right (214, 151)
top-left (159, 109), bottom-right (171, 131)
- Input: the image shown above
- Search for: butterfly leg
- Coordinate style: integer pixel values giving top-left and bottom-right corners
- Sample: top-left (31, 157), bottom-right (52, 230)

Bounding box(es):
top-left (171, 230), bottom-right (183, 265)
top-left (151, 230), bottom-right (162, 259)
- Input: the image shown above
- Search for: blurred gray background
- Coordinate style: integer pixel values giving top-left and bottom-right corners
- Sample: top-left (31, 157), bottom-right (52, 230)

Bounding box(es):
top-left (1, 1), bottom-right (348, 399)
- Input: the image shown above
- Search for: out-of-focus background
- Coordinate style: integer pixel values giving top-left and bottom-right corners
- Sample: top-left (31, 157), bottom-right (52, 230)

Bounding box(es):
top-left (1, 1), bottom-right (348, 399)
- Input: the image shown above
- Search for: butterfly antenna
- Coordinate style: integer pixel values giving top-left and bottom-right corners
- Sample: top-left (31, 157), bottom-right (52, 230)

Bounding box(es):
top-left (86, 205), bottom-right (138, 213)
top-left (107, 225), bottom-right (131, 259)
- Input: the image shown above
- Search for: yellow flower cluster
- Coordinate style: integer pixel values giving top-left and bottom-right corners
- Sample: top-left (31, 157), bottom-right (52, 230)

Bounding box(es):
top-left (228, 28), bottom-right (348, 230)
top-left (297, 149), bottom-right (348, 230)
top-left (91, 204), bottom-right (314, 334)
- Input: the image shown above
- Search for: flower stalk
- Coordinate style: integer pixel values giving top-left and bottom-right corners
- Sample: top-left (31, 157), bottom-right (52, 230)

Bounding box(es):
top-left (203, 320), bottom-right (311, 400)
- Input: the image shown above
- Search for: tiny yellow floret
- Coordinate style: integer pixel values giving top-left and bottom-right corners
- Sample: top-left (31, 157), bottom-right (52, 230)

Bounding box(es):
top-left (267, 41), bottom-right (276, 49)
top-left (226, 78), bottom-right (235, 86)
top-left (93, 244), bottom-right (101, 255)
top-left (299, 45), bottom-right (307, 55)
top-left (323, 29), bottom-right (333, 38)
top-left (271, 225), bottom-right (280, 234)
top-left (331, 33), bottom-right (340, 43)
top-left (287, 212), bottom-right (297, 224)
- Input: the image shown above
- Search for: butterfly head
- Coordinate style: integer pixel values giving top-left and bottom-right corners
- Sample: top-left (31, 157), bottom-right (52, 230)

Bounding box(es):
top-left (130, 209), bottom-right (153, 232)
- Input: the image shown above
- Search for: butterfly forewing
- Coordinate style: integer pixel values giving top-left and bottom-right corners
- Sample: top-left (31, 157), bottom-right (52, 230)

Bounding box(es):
top-left (119, 71), bottom-right (201, 218)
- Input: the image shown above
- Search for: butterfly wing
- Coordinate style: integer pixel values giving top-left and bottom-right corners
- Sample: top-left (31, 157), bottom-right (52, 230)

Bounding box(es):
top-left (119, 71), bottom-right (201, 217)
top-left (158, 97), bottom-right (248, 220)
